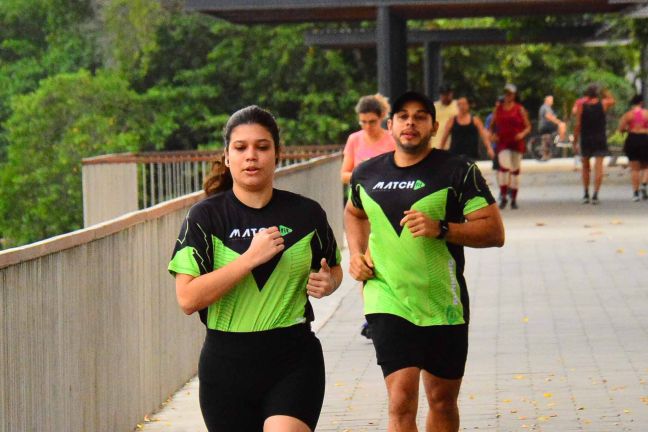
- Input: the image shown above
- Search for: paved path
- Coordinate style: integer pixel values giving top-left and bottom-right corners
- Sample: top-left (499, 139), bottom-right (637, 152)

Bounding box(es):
top-left (138, 163), bottom-right (648, 431)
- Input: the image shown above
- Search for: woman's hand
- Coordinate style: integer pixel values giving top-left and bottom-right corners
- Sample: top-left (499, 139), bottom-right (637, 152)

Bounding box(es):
top-left (242, 226), bottom-right (285, 268)
top-left (307, 258), bottom-right (337, 298)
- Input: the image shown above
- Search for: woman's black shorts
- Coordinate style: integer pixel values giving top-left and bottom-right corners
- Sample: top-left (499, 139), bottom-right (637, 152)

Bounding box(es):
top-left (198, 324), bottom-right (325, 432)
top-left (366, 313), bottom-right (469, 380)
top-left (624, 133), bottom-right (648, 162)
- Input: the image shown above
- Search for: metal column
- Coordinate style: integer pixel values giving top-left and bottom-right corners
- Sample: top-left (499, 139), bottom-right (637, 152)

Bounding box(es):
top-left (376, 7), bottom-right (407, 101)
top-left (424, 41), bottom-right (442, 101)
top-left (642, 42), bottom-right (648, 99)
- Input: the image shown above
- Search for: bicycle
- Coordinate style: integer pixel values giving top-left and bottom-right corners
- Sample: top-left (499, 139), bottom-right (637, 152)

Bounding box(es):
top-left (526, 131), bottom-right (574, 161)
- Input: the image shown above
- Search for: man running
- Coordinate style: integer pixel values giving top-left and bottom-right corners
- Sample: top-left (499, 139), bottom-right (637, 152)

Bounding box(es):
top-left (345, 91), bottom-right (505, 432)
top-left (431, 84), bottom-right (458, 149)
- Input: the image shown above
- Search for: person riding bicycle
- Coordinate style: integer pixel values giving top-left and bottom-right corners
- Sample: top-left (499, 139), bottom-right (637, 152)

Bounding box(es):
top-left (538, 95), bottom-right (568, 143)
top-left (533, 95), bottom-right (570, 160)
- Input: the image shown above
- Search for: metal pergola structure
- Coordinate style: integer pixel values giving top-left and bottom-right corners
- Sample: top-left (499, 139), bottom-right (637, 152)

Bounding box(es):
top-left (187, 0), bottom-right (648, 100)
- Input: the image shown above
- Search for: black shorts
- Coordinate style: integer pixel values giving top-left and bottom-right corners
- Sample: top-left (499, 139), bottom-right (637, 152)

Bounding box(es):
top-left (624, 133), bottom-right (648, 162)
top-left (198, 324), bottom-right (325, 432)
top-left (539, 125), bottom-right (558, 135)
top-left (580, 137), bottom-right (609, 158)
top-left (366, 313), bottom-right (468, 380)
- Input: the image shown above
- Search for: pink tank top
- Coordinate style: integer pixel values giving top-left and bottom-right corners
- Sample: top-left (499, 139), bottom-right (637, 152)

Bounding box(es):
top-left (343, 130), bottom-right (395, 168)
top-left (629, 107), bottom-right (648, 131)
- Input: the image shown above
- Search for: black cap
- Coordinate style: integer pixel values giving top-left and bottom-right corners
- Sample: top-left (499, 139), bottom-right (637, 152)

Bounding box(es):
top-left (390, 91), bottom-right (436, 121)
top-left (439, 83), bottom-right (453, 94)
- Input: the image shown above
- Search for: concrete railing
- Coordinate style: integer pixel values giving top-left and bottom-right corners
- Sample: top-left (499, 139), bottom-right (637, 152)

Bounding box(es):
top-left (0, 153), bottom-right (343, 432)
top-left (82, 145), bottom-right (343, 227)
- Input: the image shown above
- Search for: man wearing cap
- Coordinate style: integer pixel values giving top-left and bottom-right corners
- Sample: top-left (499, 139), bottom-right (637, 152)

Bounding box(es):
top-left (431, 84), bottom-right (459, 149)
top-left (345, 91), bottom-right (505, 431)
top-left (489, 83), bottom-right (531, 209)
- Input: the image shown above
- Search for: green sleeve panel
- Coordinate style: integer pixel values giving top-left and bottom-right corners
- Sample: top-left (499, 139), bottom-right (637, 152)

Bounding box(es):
top-left (463, 196), bottom-right (490, 215)
top-left (168, 246), bottom-right (202, 277)
top-left (207, 232), bottom-right (316, 332)
top-left (359, 186), bottom-right (465, 326)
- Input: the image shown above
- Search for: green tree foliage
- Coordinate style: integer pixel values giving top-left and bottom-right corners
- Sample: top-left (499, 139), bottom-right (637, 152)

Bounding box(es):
top-left (0, 3), bottom-right (645, 247)
top-left (0, 0), bottom-right (98, 160)
top-left (409, 16), bottom-right (638, 121)
top-left (0, 70), bottom-right (152, 246)
top-left (99, 0), bottom-right (166, 80)
top-left (152, 22), bottom-right (371, 148)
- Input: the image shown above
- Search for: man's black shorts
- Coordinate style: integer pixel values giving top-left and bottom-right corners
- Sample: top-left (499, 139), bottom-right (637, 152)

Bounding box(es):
top-left (366, 313), bottom-right (468, 380)
top-left (198, 324), bottom-right (325, 432)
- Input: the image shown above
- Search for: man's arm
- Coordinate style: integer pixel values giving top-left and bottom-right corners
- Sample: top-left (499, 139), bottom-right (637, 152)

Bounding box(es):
top-left (439, 116), bottom-right (454, 150)
top-left (344, 201), bottom-right (375, 280)
top-left (400, 204), bottom-right (504, 248)
top-left (544, 109), bottom-right (561, 125)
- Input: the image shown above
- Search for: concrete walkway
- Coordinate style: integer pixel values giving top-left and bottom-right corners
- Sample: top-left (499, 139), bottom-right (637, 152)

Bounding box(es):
top-left (138, 162), bottom-right (648, 431)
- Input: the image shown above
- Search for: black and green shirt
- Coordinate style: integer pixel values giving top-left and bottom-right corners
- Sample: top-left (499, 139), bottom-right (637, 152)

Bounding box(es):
top-left (168, 189), bottom-right (341, 332)
top-left (350, 149), bottom-right (495, 326)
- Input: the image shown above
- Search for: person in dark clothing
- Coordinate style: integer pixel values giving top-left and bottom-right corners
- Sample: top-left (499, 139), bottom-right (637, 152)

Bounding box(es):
top-left (440, 96), bottom-right (495, 161)
top-left (574, 84), bottom-right (616, 204)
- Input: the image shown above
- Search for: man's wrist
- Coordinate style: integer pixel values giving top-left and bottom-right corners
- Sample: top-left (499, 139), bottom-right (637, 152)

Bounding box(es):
top-left (436, 220), bottom-right (449, 239)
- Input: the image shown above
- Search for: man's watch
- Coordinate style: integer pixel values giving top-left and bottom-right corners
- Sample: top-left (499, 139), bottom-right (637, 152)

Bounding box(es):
top-left (436, 220), bottom-right (449, 240)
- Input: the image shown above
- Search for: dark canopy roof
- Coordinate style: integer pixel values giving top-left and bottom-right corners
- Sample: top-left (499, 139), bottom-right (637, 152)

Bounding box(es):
top-left (186, 0), bottom-right (642, 24)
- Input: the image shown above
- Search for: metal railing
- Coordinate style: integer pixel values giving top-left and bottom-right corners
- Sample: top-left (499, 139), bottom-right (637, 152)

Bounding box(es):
top-left (81, 145), bottom-right (342, 227)
top-left (0, 153), bottom-right (344, 432)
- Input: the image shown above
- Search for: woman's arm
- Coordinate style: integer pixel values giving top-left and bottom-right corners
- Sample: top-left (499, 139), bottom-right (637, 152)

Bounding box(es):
top-left (307, 260), bottom-right (343, 298)
top-left (515, 107), bottom-right (532, 141)
top-left (175, 226), bottom-right (285, 315)
top-left (602, 93), bottom-right (616, 112)
top-left (340, 153), bottom-right (355, 185)
top-left (474, 116), bottom-right (494, 159)
top-left (618, 111), bottom-right (630, 133)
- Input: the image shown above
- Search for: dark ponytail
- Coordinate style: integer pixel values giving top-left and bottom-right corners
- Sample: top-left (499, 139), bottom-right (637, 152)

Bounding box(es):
top-left (203, 155), bottom-right (233, 196)
top-left (203, 105), bottom-right (280, 197)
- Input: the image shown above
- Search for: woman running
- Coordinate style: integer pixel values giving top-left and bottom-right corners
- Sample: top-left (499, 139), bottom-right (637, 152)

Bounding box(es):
top-left (574, 84), bottom-right (616, 204)
top-left (168, 105), bottom-right (342, 432)
top-left (618, 94), bottom-right (648, 201)
top-left (440, 96), bottom-right (495, 161)
top-left (490, 84), bottom-right (532, 209)
top-left (340, 94), bottom-right (396, 184)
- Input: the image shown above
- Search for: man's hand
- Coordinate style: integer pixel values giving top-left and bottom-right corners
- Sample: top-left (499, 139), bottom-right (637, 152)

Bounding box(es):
top-left (514, 132), bottom-right (526, 141)
top-left (349, 251), bottom-right (374, 281)
top-left (307, 258), bottom-right (336, 298)
top-left (400, 210), bottom-right (439, 238)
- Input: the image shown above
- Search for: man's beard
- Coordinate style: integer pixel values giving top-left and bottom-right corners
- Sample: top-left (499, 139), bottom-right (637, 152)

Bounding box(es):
top-left (395, 133), bottom-right (433, 155)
